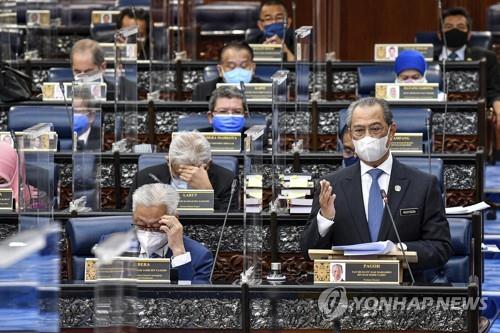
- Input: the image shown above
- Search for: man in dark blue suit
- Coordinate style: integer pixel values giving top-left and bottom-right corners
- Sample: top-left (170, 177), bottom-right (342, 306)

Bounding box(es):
top-left (128, 183), bottom-right (213, 284)
top-left (300, 97), bottom-right (453, 282)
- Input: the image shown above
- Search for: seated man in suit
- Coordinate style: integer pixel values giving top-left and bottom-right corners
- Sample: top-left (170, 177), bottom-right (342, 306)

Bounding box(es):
top-left (192, 41), bottom-right (269, 101)
top-left (126, 131), bottom-right (236, 211)
top-left (435, 7), bottom-right (500, 157)
top-left (71, 38), bottom-right (136, 101)
top-left (113, 183), bottom-right (212, 284)
top-left (300, 97), bottom-right (453, 282)
top-left (246, 0), bottom-right (295, 61)
top-left (118, 8), bottom-right (149, 60)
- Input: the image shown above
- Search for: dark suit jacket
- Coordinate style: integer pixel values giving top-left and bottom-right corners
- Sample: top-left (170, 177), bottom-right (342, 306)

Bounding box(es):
top-left (192, 76), bottom-right (269, 101)
top-left (100, 234), bottom-right (213, 284)
top-left (433, 45), bottom-right (500, 107)
top-left (126, 162), bottom-right (237, 211)
top-left (300, 158), bottom-right (453, 280)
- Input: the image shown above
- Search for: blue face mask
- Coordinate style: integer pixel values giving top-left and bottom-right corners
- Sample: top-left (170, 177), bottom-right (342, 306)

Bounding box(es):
top-left (170, 177), bottom-right (189, 190)
top-left (212, 114), bottom-right (246, 132)
top-left (223, 67), bottom-right (253, 84)
top-left (73, 113), bottom-right (89, 136)
top-left (263, 22), bottom-right (286, 39)
top-left (342, 156), bottom-right (359, 168)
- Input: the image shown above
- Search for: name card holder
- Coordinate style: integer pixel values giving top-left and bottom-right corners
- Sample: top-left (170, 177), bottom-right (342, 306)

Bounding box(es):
top-left (0, 189), bottom-right (13, 210)
top-left (391, 133), bottom-right (424, 154)
top-left (85, 257), bottom-right (171, 283)
top-left (216, 83), bottom-right (273, 102)
top-left (177, 189), bottom-right (214, 213)
top-left (375, 83), bottom-right (439, 101)
top-left (172, 132), bottom-right (241, 153)
top-left (374, 43), bottom-right (434, 61)
top-left (249, 44), bottom-right (283, 62)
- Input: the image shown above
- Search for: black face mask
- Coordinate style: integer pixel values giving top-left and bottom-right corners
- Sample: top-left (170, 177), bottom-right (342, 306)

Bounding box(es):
top-left (444, 28), bottom-right (468, 48)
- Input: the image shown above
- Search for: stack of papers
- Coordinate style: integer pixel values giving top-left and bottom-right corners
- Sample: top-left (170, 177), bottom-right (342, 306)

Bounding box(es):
top-left (445, 201), bottom-right (490, 215)
top-left (332, 241), bottom-right (396, 256)
top-left (279, 174), bottom-right (313, 214)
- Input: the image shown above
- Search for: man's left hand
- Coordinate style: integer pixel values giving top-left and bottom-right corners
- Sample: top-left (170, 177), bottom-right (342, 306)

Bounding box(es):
top-left (264, 35), bottom-right (295, 61)
top-left (159, 215), bottom-right (185, 256)
top-left (178, 164), bottom-right (213, 190)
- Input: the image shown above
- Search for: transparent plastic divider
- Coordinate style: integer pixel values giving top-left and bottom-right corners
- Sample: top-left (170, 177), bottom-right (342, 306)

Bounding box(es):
top-left (0, 222), bottom-right (60, 332)
top-left (23, 0), bottom-right (56, 60)
top-left (71, 77), bottom-right (102, 212)
top-left (149, 0), bottom-right (172, 100)
top-left (93, 230), bottom-right (138, 332)
top-left (0, 1), bottom-right (18, 61)
top-left (114, 26), bottom-right (138, 151)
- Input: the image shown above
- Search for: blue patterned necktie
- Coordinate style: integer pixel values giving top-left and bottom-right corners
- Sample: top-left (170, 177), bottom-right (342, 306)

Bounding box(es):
top-left (448, 52), bottom-right (459, 61)
top-left (150, 252), bottom-right (162, 258)
top-left (367, 168), bottom-right (385, 242)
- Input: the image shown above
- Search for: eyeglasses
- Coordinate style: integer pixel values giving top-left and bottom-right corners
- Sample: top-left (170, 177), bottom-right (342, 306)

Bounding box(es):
top-left (132, 221), bottom-right (163, 233)
top-left (213, 108), bottom-right (245, 115)
top-left (350, 125), bottom-right (387, 140)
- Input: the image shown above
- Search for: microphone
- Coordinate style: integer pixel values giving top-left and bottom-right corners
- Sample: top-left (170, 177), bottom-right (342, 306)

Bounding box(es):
top-left (426, 116), bottom-right (432, 175)
top-left (239, 81), bottom-right (251, 119)
top-left (148, 173), bottom-right (163, 183)
top-left (59, 82), bottom-right (76, 152)
top-left (379, 189), bottom-right (416, 285)
top-left (210, 178), bottom-right (238, 283)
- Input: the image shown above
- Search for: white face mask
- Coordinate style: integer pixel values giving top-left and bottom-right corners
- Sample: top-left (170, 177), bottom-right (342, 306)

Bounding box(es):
top-left (353, 133), bottom-right (390, 162)
top-left (136, 229), bottom-right (168, 257)
top-left (395, 77), bottom-right (428, 84)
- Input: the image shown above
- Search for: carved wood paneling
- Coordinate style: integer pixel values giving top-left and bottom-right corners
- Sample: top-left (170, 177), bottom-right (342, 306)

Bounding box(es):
top-left (433, 135), bottom-right (478, 152)
top-left (446, 189), bottom-right (476, 207)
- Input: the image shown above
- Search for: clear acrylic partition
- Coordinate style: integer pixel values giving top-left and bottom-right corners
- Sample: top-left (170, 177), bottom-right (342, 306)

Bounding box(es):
top-left (71, 76), bottom-right (103, 212)
top-left (93, 230), bottom-right (138, 332)
top-left (242, 114), bottom-right (268, 285)
top-left (23, 0), bottom-right (56, 60)
top-left (270, 70), bottom-right (290, 213)
top-left (0, 1), bottom-right (18, 61)
top-left (149, 0), bottom-right (197, 101)
top-left (0, 224), bottom-right (60, 333)
top-left (114, 26), bottom-right (138, 151)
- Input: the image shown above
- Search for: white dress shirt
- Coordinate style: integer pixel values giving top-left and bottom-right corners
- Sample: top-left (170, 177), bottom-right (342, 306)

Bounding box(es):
top-left (139, 242), bottom-right (192, 268)
top-left (438, 45), bottom-right (466, 61)
top-left (317, 154), bottom-right (393, 238)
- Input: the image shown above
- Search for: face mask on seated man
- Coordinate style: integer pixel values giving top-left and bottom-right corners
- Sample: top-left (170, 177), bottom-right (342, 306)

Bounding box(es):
top-left (208, 86), bottom-right (248, 133)
top-left (217, 43), bottom-right (256, 85)
top-left (394, 50), bottom-right (428, 84)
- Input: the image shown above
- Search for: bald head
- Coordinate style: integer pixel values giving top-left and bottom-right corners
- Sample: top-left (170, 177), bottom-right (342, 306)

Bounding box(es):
top-left (71, 39), bottom-right (106, 76)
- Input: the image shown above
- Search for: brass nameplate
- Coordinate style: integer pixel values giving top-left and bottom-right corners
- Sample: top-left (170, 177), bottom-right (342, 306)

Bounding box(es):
top-left (314, 259), bottom-right (400, 284)
top-left (216, 83), bottom-right (272, 102)
top-left (26, 10), bottom-right (50, 27)
top-left (177, 189), bottom-right (214, 212)
top-left (100, 43), bottom-right (137, 61)
top-left (42, 82), bottom-right (107, 102)
top-left (375, 83), bottom-right (439, 101)
top-left (374, 43), bottom-right (434, 61)
top-left (249, 44), bottom-right (282, 62)
top-left (0, 131), bottom-right (58, 152)
top-left (172, 132), bottom-right (241, 153)
top-left (85, 257), bottom-right (170, 283)
top-left (91, 10), bottom-right (120, 25)
top-left (0, 189), bottom-right (13, 210)
top-left (391, 133), bottom-right (423, 153)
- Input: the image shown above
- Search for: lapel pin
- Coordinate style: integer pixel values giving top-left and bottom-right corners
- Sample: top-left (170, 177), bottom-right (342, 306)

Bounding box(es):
top-left (395, 185), bottom-right (401, 192)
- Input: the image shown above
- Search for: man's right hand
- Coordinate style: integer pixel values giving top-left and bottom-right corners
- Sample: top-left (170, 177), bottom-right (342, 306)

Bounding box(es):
top-left (319, 179), bottom-right (336, 220)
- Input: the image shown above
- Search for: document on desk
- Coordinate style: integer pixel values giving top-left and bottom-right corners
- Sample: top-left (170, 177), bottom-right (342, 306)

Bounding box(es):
top-left (445, 201), bottom-right (490, 214)
top-left (332, 240), bottom-right (396, 256)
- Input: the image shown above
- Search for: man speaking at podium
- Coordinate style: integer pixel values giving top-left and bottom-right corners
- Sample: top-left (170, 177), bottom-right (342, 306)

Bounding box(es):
top-left (300, 97), bottom-right (453, 281)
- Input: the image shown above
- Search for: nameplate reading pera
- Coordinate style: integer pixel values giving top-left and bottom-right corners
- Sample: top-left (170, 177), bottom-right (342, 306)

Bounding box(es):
top-left (172, 132), bottom-right (241, 153)
top-left (216, 83), bottom-right (272, 102)
top-left (391, 133), bottom-right (423, 153)
top-left (0, 189), bottom-right (13, 210)
top-left (314, 259), bottom-right (400, 284)
top-left (374, 43), bottom-right (434, 61)
top-left (375, 83), bottom-right (439, 101)
top-left (84, 257), bottom-right (170, 283)
top-left (177, 189), bottom-right (214, 212)
top-left (249, 44), bottom-right (283, 62)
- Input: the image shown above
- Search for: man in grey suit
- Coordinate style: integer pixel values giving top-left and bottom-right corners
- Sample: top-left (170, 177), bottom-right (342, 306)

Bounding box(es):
top-left (300, 97), bottom-right (453, 282)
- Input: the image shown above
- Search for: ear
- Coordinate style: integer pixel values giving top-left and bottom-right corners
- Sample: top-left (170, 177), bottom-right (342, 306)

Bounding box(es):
top-left (287, 17), bottom-right (292, 29)
top-left (99, 62), bottom-right (106, 72)
top-left (387, 123), bottom-right (397, 146)
top-left (467, 31), bottom-right (472, 41)
top-left (217, 64), bottom-right (224, 77)
top-left (250, 61), bottom-right (256, 72)
top-left (257, 20), bottom-right (265, 31)
top-left (207, 112), bottom-right (213, 124)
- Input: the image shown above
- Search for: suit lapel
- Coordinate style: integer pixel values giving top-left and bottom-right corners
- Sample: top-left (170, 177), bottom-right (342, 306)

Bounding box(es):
top-left (341, 163), bottom-right (371, 243)
top-left (377, 159), bottom-right (409, 241)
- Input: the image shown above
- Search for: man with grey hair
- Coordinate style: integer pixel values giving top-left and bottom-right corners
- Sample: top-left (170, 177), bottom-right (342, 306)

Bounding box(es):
top-left (126, 131), bottom-right (236, 211)
top-left (103, 183), bottom-right (213, 284)
top-left (301, 97), bottom-right (452, 283)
